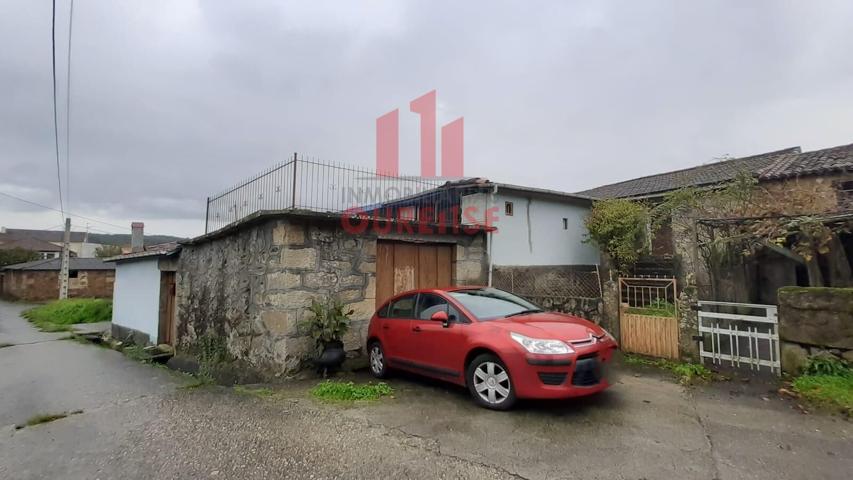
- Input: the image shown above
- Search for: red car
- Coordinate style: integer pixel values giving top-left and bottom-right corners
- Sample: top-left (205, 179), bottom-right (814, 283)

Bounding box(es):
top-left (366, 286), bottom-right (618, 410)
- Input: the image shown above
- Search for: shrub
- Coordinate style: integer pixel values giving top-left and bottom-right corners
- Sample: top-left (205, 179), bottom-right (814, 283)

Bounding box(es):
top-left (584, 199), bottom-right (649, 274)
top-left (0, 248), bottom-right (41, 267)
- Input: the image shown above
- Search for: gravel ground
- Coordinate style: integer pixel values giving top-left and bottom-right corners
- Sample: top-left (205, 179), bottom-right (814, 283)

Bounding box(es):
top-left (1, 299), bottom-right (851, 480)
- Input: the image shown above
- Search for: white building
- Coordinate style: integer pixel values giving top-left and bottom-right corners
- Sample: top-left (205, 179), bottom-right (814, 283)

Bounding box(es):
top-left (106, 223), bottom-right (180, 346)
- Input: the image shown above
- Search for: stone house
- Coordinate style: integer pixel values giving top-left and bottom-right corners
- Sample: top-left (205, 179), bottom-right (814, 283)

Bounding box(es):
top-left (577, 142), bottom-right (853, 304)
top-left (175, 210), bottom-right (488, 379)
top-left (0, 257), bottom-right (115, 301)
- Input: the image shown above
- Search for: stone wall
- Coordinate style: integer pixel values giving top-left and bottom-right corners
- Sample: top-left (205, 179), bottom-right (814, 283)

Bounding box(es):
top-left (0, 269), bottom-right (114, 301)
top-left (778, 286), bottom-right (853, 373)
top-left (175, 213), bottom-right (488, 380)
top-left (530, 295), bottom-right (603, 324)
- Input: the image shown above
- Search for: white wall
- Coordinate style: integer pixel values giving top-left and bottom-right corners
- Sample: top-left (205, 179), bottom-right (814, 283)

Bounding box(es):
top-left (112, 259), bottom-right (162, 343)
top-left (464, 192), bottom-right (599, 266)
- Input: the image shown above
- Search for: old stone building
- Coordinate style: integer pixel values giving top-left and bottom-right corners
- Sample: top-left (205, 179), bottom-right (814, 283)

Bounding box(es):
top-left (0, 257), bottom-right (115, 301)
top-left (176, 211), bottom-right (488, 379)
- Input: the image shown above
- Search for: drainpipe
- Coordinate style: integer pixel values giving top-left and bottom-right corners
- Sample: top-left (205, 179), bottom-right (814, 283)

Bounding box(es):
top-left (487, 184), bottom-right (497, 286)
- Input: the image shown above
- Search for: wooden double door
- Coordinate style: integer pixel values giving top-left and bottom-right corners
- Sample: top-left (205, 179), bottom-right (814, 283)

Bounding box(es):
top-left (376, 241), bottom-right (453, 307)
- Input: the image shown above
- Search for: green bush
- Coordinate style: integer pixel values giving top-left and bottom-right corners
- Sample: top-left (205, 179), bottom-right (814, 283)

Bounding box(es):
top-left (584, 199), bottom-right (649, 274)
top-left (310, 380), bottom-right (393, 402)
top-left (24, 298), bottom-right (112, 332)
top-left (803, 354), bottom-right (849, 376)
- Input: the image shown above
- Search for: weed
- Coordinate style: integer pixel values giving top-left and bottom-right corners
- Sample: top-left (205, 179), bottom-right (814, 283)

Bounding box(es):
top-left (17, 410), bottom-right (83, 429)
top-left (0, 342), bottom-right (13, 349)
top-left (623, 353), bottom-right (712, 384)
top-left (310, 380), bottom-right (393, 402)
top-left (803, 354), bottom-right (849, 377)
top-left (24, 299), bottom-right (112, 332)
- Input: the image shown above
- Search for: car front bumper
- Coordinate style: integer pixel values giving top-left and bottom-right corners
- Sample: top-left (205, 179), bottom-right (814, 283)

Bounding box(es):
top-left (506, 343), bottom-right (617, 400)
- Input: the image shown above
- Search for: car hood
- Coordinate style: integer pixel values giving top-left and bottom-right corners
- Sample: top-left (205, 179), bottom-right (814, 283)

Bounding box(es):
top-left (490, 311), bottom-right (606, 342)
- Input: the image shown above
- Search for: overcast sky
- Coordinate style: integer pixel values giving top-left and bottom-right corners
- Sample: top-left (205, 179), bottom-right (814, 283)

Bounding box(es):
top-left (2, 0), bottom-right (853, 238)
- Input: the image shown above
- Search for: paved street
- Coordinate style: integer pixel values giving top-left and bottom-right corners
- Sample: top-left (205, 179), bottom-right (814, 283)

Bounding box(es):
top-left (1, 300), bottom-right (851, 480)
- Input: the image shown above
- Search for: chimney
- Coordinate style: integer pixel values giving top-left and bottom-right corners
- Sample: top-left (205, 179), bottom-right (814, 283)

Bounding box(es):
top-left (131, 222), bottom-right (144, 253)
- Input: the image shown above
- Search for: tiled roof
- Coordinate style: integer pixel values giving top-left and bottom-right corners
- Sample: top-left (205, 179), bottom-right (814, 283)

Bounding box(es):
top-left (0, 234), bottom-right (63, 252)
top-left (104, 242), bottom-right (180, 262)
top-left (758, 142), bottom-right (853, 180)
top-left (1, 257), bottom-right (115, 271)
top-left (575, 147), bottom-right (800, 199)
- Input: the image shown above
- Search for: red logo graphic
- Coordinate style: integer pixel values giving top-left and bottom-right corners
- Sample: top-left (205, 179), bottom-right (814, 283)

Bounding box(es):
top-left (376, 90), bottom-right (464, 177)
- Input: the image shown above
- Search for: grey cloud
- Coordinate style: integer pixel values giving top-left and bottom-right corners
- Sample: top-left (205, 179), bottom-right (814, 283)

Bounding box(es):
top-left (1, 0), bottom-right (853, 237)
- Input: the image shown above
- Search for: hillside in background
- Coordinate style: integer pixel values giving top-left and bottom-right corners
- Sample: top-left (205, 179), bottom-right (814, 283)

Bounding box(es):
top-left (87, 233), bottom-right (186, 247)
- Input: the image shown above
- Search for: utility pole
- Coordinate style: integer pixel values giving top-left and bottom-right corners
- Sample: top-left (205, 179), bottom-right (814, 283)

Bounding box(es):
top-left (59, 217), bottom-right (70, 299)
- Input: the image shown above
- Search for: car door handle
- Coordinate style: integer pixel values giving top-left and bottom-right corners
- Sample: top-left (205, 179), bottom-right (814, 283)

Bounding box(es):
top-left (382, 324), bottom-right (390, 330)
top-left (412, 325), bottom-right (421, 332)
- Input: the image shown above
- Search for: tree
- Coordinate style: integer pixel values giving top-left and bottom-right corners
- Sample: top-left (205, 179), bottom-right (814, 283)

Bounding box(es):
top-left (0, 248), bottom-right (41, 267)
top-left (95, 244), bottom-right (123, 258)
top-left (584, 199), bottom-right (650, 274)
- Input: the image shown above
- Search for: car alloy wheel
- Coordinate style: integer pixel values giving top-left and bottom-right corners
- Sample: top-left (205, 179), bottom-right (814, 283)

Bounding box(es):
top-left (368, 342), bottom-right (388, 378)
top-left (467, 353), bottom-right (516, 409)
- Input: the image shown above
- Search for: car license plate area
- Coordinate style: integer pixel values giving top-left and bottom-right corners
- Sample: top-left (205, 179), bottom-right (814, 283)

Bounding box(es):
top-left (571, 355), bottom-right (602, 387)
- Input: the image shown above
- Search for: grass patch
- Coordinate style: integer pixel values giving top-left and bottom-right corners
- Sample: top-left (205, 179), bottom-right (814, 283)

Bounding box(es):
top-left (792, 374), bottom-right (853, 414)
top-left (17, 410), bottom-right (83, 429)
top-left (234, 385), bottom-right (275, 398)
top-left (792, 356), bottom-right (852, 414)
top-left (24, 298), bottom-right (112, 332)
top-left (310, 380), bottom-right (393, 402)
top-left (623, 353), bottom-right (713, 384)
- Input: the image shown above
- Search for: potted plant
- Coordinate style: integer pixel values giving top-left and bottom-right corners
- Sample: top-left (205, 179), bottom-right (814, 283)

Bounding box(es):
top-left (301, 296), bottom-right (353, 374)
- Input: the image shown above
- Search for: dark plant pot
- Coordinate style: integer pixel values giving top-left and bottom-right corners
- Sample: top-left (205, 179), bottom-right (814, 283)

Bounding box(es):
top-left (315, 340), bottom-right (346, 373)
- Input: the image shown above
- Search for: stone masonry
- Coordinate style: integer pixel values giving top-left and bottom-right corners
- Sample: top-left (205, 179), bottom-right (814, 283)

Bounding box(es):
top-left (176, 213), bottom-right (489, 380)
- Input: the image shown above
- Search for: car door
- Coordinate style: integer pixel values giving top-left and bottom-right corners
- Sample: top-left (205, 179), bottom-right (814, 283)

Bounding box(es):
top-left (379, 293), bottom-right (418, 364)
top-left (408, 293), bottom-right (469, 380)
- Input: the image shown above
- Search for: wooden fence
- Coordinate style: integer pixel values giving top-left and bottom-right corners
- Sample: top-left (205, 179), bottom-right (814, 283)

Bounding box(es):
top-left (618, 277), bottom-right (679, 359)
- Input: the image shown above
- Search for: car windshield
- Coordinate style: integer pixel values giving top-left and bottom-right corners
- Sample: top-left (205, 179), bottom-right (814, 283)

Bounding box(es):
top-left (449, 288), bottom-right (541, 320)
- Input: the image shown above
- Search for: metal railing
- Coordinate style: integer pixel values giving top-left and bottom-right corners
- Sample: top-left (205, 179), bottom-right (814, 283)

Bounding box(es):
top-left (204, 154), bottom-right (453, 233)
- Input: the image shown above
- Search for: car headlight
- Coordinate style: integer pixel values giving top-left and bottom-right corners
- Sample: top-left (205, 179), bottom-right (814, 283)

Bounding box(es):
top-left (510, 332), bottom-right (574, 355)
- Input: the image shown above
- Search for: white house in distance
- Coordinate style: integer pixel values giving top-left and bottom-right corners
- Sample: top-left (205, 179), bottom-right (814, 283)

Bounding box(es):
top-left (106, 223), bottom-right (180, 346)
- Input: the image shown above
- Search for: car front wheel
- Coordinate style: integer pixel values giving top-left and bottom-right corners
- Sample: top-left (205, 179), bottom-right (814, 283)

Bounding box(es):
top-left (368, 341), bottom-right (389, 378)
top-left (466, 353), bottom-right (516, 410)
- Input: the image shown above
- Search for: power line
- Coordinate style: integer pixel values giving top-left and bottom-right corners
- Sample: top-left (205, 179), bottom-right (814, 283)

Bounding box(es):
top-left (0, 190), bottom-right (130, 232)
top-left (65, 0), bottom-right (75, 213)
top-left (51, 0), bottom-right (64, 221)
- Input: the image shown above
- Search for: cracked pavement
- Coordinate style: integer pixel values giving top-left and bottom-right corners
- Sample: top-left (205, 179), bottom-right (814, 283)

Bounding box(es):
top-left (1, 300), bottom-right (851, 479)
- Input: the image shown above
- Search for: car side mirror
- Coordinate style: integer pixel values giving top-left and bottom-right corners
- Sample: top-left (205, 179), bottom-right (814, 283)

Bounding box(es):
top-left (431, 310), bottom-right (450, 327)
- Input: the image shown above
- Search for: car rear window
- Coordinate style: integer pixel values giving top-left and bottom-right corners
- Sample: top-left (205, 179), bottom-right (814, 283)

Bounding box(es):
top-left (449, 288), bottom-right (540, 320)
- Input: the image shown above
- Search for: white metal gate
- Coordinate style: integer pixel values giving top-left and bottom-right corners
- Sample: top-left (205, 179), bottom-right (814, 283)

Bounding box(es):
top-left (697, 301), bottom-right (781, 375)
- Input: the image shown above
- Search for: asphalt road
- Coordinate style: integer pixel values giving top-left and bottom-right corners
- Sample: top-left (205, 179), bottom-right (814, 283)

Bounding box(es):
top-left (1, 300), bottom-right (851, 479)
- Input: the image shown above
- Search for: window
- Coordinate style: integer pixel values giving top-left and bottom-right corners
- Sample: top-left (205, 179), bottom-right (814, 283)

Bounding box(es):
top-left (562, 218), bottom-right (568, 230)
top-left (504, 201), bottom-right (514, 216)
top-left (387, 294), bottom-right (418, 319)
top-left (449, 288), bottom-right (541, 321)
top-left (69, 270), bottom-right (79, 279)
top-left (839, 180), bottom-right (853, 208)
top-left (416, 293), bottom-right (463, 322)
